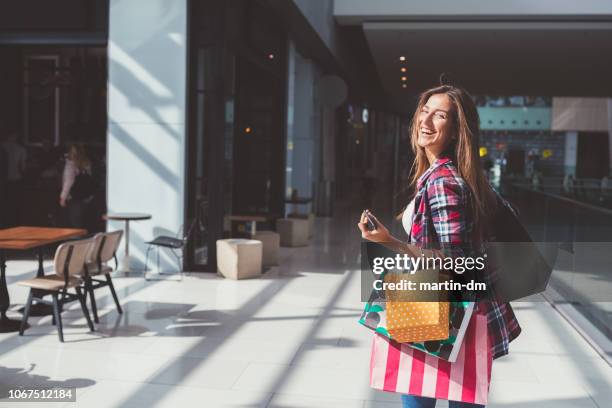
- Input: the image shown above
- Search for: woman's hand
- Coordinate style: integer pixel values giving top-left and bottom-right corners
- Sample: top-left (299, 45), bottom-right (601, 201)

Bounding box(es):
top-left (357, 210), bottom-right (392, 243)
top-left (59, 197), bottom-right (67, 208)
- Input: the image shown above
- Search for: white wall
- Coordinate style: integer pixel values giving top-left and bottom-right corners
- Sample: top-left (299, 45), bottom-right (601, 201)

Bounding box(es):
top-left (107, 0), bottom-right (187, 271)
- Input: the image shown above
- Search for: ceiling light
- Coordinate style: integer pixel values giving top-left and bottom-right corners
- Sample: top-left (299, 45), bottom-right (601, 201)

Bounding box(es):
top-left (402, 84), bottom-right (407, 88)
top-left (245, 127), bottom-right (252, 133)
top-left (399, 56), bottom-right (406, 62)
top-left (401, 76), bottom-right (407, 81)
top-left (267, 53), bottom-right (275, 60)
top-left (400, 67), bottom-right (407, 73)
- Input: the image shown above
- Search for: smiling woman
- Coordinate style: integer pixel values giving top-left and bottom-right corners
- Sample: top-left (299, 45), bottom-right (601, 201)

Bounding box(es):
top-left (357, 84), bottom-right (522, 408)
top-left (417, 93), bottom-right (453, 156)
top-left (408, 85), bottom-right (497, 240)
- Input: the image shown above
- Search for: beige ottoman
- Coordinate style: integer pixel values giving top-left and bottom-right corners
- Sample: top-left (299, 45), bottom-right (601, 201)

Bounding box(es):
top-left (252, 230), bottom-right (280, 266)
top-left (216, 239), bottom-right (262, 279)
top-left (288, 213), bottom-right (315, 237)
top-left (276, 218), bottom-right (308, 247)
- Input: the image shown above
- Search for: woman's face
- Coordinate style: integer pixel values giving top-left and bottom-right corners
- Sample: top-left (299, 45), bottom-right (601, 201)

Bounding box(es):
top-left (417, 93), bottom-right (455, 155)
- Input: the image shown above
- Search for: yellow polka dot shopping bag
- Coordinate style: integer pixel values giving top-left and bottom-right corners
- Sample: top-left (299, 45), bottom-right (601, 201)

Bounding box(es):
top-left (384, 271), bottom-right (450, 343)
top-left (359, 269), bottom-right (475, 363)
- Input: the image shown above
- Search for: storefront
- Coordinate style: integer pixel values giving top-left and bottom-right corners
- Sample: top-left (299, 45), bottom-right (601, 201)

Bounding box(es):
top-left (0, 0), bottom-right (108, 231)
top-left (185, 0), bottom-right (288, 271)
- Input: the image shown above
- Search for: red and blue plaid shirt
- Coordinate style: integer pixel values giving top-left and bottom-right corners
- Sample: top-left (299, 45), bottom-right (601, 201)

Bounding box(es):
top-left (409, 156), bottom-right (521, 360)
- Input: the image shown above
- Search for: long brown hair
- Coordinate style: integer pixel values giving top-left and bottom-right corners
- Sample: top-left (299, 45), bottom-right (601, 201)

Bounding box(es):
top-left (405, 85), bottom-right (496, 240)
top-left (68, 143), bottom-right (92, 172)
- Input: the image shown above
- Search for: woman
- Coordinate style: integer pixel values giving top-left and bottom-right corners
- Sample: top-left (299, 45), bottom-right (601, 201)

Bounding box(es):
top-left (60, 143), bottom-right (95, 229)
top-left (357, 85), bottom-right (521, 407)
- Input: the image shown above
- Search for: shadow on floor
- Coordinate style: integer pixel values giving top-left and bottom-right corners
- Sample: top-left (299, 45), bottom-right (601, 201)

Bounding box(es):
top-left (0, 364), bottom-right (95, 398)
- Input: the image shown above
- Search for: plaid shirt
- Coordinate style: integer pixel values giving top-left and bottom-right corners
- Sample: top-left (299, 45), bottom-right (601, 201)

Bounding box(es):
top-left (410, 156), bottom-right (521, 360)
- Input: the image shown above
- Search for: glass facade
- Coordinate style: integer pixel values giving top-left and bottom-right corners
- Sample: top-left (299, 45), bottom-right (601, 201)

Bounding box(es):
top-left (185, 0), bottom-right (287, 271)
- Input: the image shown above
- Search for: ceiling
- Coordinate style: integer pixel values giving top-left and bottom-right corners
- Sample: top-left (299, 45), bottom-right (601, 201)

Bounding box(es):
top-left (360, 21), bottom-right (612, 111)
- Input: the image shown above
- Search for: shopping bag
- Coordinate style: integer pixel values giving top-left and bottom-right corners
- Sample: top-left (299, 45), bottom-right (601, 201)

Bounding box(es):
top-left (359, 296), bottom-right (474, 362)
top-left (369, 311), bottom-right (491, 405)
top-left (405, 301), bottom-right (474, 362)
top-left (484, 192), bottom-right (554, 302)
top-left (383, 271), bottom-right (449, 343)
top-left (386, 301), bottom-right (450, 343)
top-left (359, 264), bottom-right (474, 362)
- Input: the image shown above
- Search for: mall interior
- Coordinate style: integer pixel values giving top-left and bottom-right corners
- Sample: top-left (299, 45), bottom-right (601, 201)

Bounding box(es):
top-left (0, 1), bottom-right (611, 407)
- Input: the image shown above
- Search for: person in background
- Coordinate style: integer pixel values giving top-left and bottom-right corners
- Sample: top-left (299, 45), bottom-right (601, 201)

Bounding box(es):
top-left (2, 132), bottom-right (27, 226)
top-left (60, 143), bottom-right (96, 230)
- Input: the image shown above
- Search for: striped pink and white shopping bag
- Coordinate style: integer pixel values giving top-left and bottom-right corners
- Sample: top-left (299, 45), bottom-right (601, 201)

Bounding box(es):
top-left (369, 312), bottom-right (492, 405)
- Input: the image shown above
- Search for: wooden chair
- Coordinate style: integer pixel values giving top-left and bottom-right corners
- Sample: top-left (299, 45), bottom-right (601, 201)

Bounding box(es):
top-left (82, 230), bottom-right (124, 324)
top-left (18, 239), bottom-right (95, 342)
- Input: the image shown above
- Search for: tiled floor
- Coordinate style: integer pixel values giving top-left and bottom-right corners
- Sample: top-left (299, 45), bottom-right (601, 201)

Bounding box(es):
top-left (0, 206), bottom-right (610, 407)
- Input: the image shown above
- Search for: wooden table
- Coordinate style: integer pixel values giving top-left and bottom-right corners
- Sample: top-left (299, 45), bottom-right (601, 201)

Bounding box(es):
top-left (0, 226), bottom-right (87, 332)
top-left (103, 213), bottom-right (152, 273)
top-left (227, 215), bottom-right (271, 236)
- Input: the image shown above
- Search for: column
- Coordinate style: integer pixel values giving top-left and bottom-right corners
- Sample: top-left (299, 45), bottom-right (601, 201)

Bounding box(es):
top-left (106, 0), bottom-right (187, 271)
top-left (286, 43), bottom-right (317, 215)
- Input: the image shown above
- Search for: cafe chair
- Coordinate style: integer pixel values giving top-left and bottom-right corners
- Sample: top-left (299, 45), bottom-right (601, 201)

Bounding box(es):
top-left (17, 239), bottom-right (95, 342)
top-left (82, 230), bottom-right (124, 324)
top-left (144, 219), bottom-right (198, 281)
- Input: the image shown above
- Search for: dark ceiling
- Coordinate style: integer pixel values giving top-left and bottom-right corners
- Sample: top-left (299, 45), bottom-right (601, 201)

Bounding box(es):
top-left (358, 21), bottom-right (612, 111)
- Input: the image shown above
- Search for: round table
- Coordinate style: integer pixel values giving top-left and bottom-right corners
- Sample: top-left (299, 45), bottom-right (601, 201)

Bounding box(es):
top-left (103, 213), bottom-right (152, 273)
